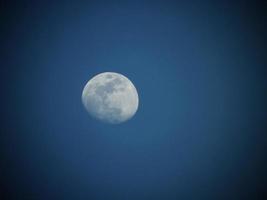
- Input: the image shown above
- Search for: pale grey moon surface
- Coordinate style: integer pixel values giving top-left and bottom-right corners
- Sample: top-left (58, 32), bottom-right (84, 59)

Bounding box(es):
top-left (82, 72), bottom-right (139, 124)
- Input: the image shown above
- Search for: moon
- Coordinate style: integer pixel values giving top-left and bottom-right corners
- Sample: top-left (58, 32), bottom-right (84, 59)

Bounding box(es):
top-left (82, 72), bottom-right (139, 124)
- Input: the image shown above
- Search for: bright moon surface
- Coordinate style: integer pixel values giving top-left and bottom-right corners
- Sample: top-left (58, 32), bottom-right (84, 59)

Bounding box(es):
top-left (82, 72), bottom-right (139, 124)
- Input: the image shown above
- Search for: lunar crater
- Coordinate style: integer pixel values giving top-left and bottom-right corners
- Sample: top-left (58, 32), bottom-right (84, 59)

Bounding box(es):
top-left (82, 72), bottom-right (138, 124)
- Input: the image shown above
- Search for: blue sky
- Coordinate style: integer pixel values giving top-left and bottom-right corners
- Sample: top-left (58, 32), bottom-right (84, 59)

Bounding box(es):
top-left (2, 1), bottom-right (267, 199)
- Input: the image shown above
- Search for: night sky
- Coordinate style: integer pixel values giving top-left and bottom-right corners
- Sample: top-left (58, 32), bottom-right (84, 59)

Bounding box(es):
top-left (1, 1), bottom-right (267, 199)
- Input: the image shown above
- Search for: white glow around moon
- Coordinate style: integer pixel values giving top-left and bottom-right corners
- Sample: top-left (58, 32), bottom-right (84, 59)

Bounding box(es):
top-left (82, 72), bottom-right (139, 124)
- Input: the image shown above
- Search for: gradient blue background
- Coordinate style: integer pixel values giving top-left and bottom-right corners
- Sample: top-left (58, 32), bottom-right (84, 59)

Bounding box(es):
top-left (1, 0), bottom-right (267, 199)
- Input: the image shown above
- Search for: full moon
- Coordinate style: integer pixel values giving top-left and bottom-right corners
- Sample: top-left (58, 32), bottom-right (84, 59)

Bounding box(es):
top-left (82, 72), bottom-right (139, 124)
